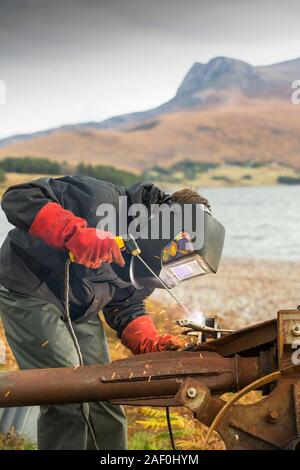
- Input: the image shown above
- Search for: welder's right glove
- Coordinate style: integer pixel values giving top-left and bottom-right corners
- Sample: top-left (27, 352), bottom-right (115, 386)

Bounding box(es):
top-left (29, 202), bottom-right (125, 269)
top-left (121, 315), bottom-right (183, 354)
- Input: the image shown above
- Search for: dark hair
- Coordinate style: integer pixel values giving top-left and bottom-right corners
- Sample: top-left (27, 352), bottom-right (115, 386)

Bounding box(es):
top-left (170, 188), bottom-right (211, 211)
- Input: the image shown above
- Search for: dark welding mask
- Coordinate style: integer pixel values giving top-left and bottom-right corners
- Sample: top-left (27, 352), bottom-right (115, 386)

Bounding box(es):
top-left (123, 202), bottom-right (225, 290)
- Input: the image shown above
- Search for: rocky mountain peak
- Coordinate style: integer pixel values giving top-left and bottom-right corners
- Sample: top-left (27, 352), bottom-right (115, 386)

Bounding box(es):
top-left (176, 56), bottom-right (258, 97)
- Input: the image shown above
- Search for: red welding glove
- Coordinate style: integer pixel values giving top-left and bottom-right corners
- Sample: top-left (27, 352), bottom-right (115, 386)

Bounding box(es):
top-left (121, 315), bottom-right (183, 355)
top-left (29, 202), bottom-right (125, 269)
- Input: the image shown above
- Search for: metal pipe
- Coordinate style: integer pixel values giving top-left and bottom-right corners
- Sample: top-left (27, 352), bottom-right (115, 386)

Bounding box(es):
top-left (0, 352), bottom-right (264, 408)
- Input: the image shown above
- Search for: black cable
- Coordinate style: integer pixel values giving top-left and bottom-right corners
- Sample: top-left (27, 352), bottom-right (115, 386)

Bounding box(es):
top-left (66, 259), bottom-right (175, 452)
top-left (166, 406), bottom-right (176, 450)
top-left (64, 259), bottom-right (99, 450)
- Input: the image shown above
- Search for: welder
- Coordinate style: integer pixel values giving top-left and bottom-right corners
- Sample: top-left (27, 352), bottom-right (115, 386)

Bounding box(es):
top-left (0, 176), bottom-right (222, 450)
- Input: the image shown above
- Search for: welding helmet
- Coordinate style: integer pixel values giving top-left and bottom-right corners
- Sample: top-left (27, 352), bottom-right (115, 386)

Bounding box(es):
top-left (116, 201), bottom-right (225, 290)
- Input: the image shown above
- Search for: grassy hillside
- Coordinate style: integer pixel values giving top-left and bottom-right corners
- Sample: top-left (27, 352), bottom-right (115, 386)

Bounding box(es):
top-left (1, 99), bottom-right (300, 172)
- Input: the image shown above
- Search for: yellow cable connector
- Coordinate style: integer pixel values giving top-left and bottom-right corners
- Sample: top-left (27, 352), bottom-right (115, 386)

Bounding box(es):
top-left (115, 236), bottom-right (126, 250)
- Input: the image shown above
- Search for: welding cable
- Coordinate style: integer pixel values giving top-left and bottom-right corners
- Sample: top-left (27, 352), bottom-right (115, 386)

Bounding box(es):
top-left (166, 406), bottom-right (176, 450)
top-left (203, 370), bottom-right (282, 450)
top-left (64, 259), bottom-right (100, 451)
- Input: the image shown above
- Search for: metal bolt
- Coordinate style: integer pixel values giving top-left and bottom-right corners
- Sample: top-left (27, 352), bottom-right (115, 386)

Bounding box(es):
top-left (292, 324), bottom-right (300, 337)
top-left (187, 387), bottom-right (197, 399)
top-left (266, 410), bottom-right (278, 423)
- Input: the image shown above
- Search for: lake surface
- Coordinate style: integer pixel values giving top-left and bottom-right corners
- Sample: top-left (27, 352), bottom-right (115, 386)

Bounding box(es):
top-left (201, 185), bottom-right (300, 260)
top-left (0, 185), bottom-right (299, 260)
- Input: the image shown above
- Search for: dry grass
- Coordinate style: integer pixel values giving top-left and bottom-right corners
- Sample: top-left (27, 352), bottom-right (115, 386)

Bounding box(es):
top-left (158, 163), bottom-right (300, 190)
top-left (0, 320), bottom-right (18, 371)
top-left (0, 428), bottom-right (36, 450)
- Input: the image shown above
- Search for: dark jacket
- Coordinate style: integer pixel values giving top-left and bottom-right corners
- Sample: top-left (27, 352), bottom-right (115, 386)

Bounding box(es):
top-left (0, 176), bottom-right (166, 337)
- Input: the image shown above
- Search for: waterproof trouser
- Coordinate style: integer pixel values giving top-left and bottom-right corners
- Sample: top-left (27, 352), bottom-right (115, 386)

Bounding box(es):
top-left (0, 289), bottom-right (127, 450)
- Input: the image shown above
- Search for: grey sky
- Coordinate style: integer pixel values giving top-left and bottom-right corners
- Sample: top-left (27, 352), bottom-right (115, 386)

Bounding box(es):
top-left (1, 0), bottom-right (300, 138)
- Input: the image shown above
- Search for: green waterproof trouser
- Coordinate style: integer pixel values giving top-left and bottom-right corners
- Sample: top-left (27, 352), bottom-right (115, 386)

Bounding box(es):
top-left (0, 289), bottom-right (127, 450)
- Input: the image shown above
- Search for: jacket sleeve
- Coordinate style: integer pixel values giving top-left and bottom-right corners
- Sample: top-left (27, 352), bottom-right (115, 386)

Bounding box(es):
top-left (102, 285), bottom-right (154, 338)
top-left (1, 177), bottom-right (65, 231)
top-left (1, 175), bottom-right (119, 231)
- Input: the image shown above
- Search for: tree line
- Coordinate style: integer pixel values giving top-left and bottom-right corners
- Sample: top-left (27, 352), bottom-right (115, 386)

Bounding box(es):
top-left (0, 157), bottom-right (140, 187)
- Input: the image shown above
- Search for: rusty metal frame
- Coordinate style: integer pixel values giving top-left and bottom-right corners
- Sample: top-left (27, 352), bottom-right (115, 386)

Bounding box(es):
top-left (176, 375), bottom-right (300, 450)
top-left (0, 309), bottom-right (300, 450)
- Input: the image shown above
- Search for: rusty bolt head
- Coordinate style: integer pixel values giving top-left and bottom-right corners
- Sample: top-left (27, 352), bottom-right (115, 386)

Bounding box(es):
top-left (292, 324), bottom-right (300, 337)
top-left (266, 410), bottom-right (279, 423)
top-left (187, 387), bottom-right (197, 399)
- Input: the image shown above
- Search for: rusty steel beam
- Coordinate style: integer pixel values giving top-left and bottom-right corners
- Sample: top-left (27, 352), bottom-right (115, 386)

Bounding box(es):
top-left (196, 319), bottom-right (277, 356)
top-left (0, 351), bottom-right (265, 408)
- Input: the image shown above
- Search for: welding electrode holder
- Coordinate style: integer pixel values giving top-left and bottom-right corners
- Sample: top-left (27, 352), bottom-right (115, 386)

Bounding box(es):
top-left (114, 234), bottom-right (141, 257)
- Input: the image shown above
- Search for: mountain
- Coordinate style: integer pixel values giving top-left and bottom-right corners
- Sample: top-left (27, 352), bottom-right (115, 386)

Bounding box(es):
top-left (1, 56), bottom-right (300, 170)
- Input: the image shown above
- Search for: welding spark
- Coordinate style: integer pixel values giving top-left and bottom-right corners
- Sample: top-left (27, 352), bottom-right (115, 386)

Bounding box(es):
top-left (41, 340), bottom-right (49, 348)
top-left (5, 391), bottom-right (10, 397)
top-left (188, 309), bottom-right (205, 323)
top-left (158, 310), bottom-right (166, 316)
top-left (129, 372), bottom-right (133, 379)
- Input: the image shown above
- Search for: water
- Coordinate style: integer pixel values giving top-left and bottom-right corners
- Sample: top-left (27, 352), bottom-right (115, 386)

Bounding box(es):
top-left (0, 185), bottom-right (300, 260)
top-left (201, 185), bottom-right (300, 260)
top-left (0, 209), bottom-right (13, 244)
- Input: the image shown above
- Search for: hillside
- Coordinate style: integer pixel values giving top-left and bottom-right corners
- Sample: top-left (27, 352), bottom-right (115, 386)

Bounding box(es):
top-left (1, 57), bottom-right (300, 171)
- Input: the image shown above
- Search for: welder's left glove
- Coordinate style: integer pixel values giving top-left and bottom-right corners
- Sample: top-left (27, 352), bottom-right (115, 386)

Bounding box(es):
top-left (121, 315), bottom-right (183, 354)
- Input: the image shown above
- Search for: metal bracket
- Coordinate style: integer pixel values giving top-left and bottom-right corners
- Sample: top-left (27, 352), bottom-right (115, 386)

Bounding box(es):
top-left (278, 310), bottom-right (300, 369)
top-left (176, 376), bottom-right (300, 450)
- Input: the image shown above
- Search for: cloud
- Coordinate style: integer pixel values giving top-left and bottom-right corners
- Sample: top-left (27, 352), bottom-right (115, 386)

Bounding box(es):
top-left (1, 0), bottom-right (300, 137)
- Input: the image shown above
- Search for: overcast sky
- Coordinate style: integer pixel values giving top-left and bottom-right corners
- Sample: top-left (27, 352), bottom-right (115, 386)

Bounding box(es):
top-left (0, 0), bottom-right (300, 138)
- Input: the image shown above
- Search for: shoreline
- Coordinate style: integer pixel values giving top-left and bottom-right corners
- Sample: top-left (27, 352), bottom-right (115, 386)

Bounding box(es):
top-left (152, 257), bottom-right (300, 330)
